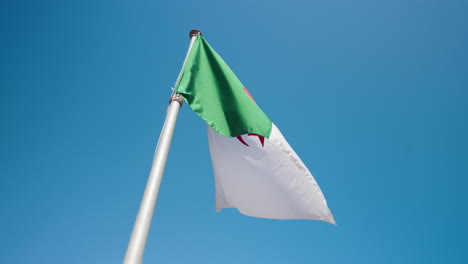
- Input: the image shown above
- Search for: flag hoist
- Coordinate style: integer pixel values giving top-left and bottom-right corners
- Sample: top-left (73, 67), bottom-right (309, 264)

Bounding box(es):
top-left (123, 30), bottom-right (335, 264)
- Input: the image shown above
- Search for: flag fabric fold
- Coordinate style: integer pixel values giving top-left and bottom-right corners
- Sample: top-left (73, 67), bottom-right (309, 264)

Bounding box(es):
top-left (176, 34), bottom-right (335, 224)
top-left (176, 35), bottom-right (272, 138)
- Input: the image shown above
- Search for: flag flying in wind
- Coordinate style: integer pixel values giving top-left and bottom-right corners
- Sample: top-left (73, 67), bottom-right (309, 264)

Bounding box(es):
top-left (176, 34), bottom-right (335, 224)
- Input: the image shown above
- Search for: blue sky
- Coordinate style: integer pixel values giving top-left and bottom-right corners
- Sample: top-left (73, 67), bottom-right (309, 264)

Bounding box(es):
top-left (1, 0), bottom-right (467, 263)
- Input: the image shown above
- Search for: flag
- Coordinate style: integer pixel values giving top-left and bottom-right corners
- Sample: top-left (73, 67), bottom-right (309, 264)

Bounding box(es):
top-left (176, 35), bottom-right (335, 224)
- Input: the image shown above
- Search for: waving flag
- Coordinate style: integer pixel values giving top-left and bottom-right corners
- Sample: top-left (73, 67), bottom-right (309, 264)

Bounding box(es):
top-left (176, 35), bottom-right (335, 223)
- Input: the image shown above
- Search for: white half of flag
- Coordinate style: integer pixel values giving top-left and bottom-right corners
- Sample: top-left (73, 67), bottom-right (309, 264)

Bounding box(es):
top-left (207, 123), bottom-right (335, 224)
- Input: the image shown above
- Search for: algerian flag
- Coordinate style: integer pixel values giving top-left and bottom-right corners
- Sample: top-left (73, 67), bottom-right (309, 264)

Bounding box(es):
top-left (176, 35), bottom-right (335, 224)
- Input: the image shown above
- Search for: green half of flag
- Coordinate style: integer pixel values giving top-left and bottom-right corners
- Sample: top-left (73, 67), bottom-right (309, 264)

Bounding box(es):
top-left (175, 35), bottom-right (272, 138)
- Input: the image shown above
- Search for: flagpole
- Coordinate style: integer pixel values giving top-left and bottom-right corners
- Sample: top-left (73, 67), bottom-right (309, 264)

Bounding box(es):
top-left (123, 29), bottom-right (201, 264)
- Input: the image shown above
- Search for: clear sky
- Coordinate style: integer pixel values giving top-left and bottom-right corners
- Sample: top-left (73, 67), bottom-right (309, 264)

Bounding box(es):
top-left (1, 0), bottom-right (467, 263)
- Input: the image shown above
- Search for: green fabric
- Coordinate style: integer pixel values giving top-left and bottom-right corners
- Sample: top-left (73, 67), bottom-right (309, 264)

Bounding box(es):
top-left (176, 35), bottom-right (272, 138)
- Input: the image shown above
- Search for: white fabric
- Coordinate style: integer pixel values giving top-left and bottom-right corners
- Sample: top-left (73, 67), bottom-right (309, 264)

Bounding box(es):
top-left (207, 124), bottom-right (335, 224)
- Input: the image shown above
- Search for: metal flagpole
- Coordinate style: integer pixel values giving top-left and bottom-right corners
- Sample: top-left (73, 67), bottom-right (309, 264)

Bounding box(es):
top-left (123, 29), bottom-right (202, 264)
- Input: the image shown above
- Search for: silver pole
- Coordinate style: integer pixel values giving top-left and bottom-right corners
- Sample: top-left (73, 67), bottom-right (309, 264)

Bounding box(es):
top-left (123, 30), bottom-right (201, 264)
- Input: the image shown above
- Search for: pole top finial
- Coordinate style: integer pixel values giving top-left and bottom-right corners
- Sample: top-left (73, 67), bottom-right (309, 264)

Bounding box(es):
top-left (189, 29), bottom-right (202, 38)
